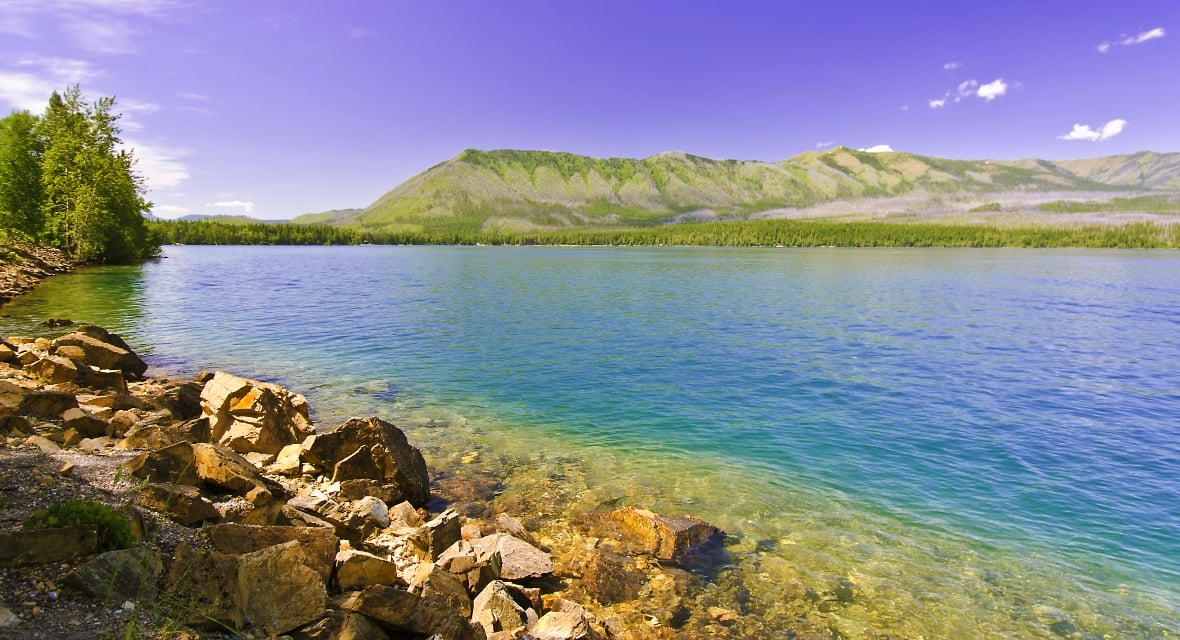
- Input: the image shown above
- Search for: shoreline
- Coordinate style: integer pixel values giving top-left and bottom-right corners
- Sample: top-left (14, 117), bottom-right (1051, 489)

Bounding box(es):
top-left (1, 322), bottom-right (794, 639)
top-left (0, 245), bottom-right (74, 309)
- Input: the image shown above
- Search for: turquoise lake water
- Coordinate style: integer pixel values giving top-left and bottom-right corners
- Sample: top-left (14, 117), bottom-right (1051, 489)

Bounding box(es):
top-left (2, 245), bottom-right (1178, 637)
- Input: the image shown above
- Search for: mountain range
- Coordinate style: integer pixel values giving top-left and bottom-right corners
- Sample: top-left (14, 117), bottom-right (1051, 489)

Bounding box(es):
top-left (287, 148), bottom-right (1180, 233)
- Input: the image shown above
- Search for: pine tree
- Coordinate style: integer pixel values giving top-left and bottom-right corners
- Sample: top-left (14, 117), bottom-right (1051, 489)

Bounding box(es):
top-left (36, 85), bottom-right (154, 263)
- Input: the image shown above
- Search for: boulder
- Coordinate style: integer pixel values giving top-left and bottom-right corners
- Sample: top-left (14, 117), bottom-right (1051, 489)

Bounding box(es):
top-left (608, 506), bottom-right (721, 562)
top-left (0, 525), bottom-right (99, 567)
top-left (61, 406), bottom-right (108, 438)
top-left (286, 494), bottom-right (371, 541)
top-left (0, 379), bottom-right (29, 416)
top-left (341, 584), bottom-right (480, 640)
top-left (63, 546), bottom-right (163, 604)
top-left (438, 540), bottom-right (502, 595)
top-left (291, 610), bottom-right (391, 640)
top-left (53, 329), bottom-right (146, 378)
top-left (353, 496), bottom-right (391, 529)
top-left (192, 442), bottom-right (277, 504)
top-left (471, 533), bottom-right (553, 581)
top-left (137, 483), bottom-right (219, 526)
top-left (207, 523), bottom-right (338, 583)
top-left (237, 540), bottom-right (328, 636)
top-left (270, 442), bottom-right (303, 475)
top-left (424, 509), bottom-right (463, 561)
top-left (303, 417), bottom-right (430, 507)
top-left (471, 580), bottom-right (537, 637)
top-left (76, 365), bottom-right (129, 393)
top-left (23, 355), bottom-right (78, 384)
top-left (166, 543), bottom-right (246, 629)
top-left (200, 371), bottom-right (314, 455)
top-left (531, 608), bottom-right (596, 640)
top-left (406, 561), bottom-right (472, 612)
top-left (335, 549), bottom-right (400, 591)
top-left (18, 391), bottom-right (78, 417)
top-left (116, 417), bottom-right (210, 451)
top-left (124, 441), bottom-right (199, 485)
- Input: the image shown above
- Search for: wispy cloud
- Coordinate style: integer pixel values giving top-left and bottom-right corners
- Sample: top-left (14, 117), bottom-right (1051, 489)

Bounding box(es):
top-left (178, 92), bottom-right (211, 102)
top-left (0, 55), bottom-right (98, 111)
top-left (124, 140), bottom-right (190, 189)
top-left (858, 144), bottom-right (894, 153)
top-left (349, 27), bottom-right (375, 39)
top-left (816, 141), bottom-right (835, 149)
top-left (1098, 27), bottom-right (1165, 53)
top-left (1057, 119), bottom-right (1127, 142)
top-left (928, 97), bottom-right (947, 109)
top-left (206, 200), bottom-right (256, 214)
top-left (2, 0), bottom-right (192, 54)
top-left (943, 61), bottom-right (962, 71)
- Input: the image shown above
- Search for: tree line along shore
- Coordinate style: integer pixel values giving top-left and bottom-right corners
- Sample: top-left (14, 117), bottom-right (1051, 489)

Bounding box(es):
top-left (148, 217), bottom-right (1178, 249)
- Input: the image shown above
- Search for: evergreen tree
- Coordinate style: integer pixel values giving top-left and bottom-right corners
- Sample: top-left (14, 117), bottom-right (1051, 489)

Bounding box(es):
top-left (36, 85), bottom-right (154, 262)
top-left (0, 110), bottom-right (45, 240)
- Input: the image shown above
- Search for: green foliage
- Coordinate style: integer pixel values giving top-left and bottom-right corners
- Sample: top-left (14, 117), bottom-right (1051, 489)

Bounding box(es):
top-left (968, 202), bottom-right (1002, 213)
top-left (24, 499), bottom-right (135, 552)
top-left (1038, 194), bottom-right (1179, 213)
top-left (151, 217), bottom-right (1179, 249)
top-left (0, 111), bottom-right (45, 240)
top-left (36, 86), bottom-right (155, 263)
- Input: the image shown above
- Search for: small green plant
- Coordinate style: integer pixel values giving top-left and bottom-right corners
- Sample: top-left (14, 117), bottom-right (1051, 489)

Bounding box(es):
top-left (24, 499), bottom-right (134, 552)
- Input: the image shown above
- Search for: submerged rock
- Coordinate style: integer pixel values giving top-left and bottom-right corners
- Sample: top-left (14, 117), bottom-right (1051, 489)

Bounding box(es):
top-left (608, 506), bottom-right (721, 563)
top-left (303, 416), bottom-right (430, 507)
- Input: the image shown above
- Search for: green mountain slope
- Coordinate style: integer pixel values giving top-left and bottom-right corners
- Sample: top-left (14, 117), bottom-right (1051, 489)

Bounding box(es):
top-left (350, 148), bottom-right (1179, 233)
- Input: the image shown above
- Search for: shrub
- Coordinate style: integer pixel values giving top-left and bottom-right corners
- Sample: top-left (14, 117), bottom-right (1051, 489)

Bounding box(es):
top-left (24, 499), bottom-right (134, 552)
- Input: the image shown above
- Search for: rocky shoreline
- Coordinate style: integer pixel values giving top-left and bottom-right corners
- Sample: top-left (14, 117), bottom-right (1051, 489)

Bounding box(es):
top-left (0, 323), bottom-right (776, 640)
top-left (0, 245), bottom-right (74, 308)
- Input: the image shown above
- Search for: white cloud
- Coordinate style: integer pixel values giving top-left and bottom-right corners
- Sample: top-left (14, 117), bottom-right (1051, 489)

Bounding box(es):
top-left (1057, 118), bottom-right (1127, 142)
top-left (0, 56), bottom-right (98, 112)
top-left (206, 200), bottom-right (256, 214)
top-left (816, 141), bottom-right (835, 149)
top-left (178, 92), bottom-right (210, 102)
top-left (119, 98), bottom-right (160, 113)
top-left (976, 78), bottom-right (1008, 101)
top-left (900, 104), bottom-right (910, 111)
top-left (858, 144), bottom-right (894, 153)
top-left (1098, 27), bottom-right (1165, 52)
top-left (928, 97), bottom-right (947, 109)
top-left (153, 204), bottom-right (188, 215)
top-left (124, 140), bottom-right (190, 189)
top-left (943, 61), bottom-right (962, 71)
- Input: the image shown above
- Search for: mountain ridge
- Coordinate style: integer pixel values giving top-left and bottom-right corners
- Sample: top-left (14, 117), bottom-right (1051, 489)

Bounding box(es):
top-left (315, 148), bottom-right (1180, 232)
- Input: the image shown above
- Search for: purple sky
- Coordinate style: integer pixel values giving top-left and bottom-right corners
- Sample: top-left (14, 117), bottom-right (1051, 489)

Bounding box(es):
top-left (1, 0), bottom-right (1176, 220)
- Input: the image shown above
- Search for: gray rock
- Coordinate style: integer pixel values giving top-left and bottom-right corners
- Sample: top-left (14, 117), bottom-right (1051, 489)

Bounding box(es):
top-left (0, 525), bottom-right (99, 567)
top-left (471, 533), bottom-right (553, 581)
top-left (471, 580), bottom-right (537, 636)
top-left (236, 540), bottom-right (327, 636)
top-left (64, 546), bottom-right (163, 604)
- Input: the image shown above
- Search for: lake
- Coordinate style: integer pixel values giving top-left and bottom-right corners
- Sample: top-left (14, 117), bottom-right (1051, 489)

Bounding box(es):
top-left (3, 245), bottom-right (1177, 638)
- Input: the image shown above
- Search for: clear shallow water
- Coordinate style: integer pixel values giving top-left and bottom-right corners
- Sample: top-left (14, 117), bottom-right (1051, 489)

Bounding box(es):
top-left (3, 245), bottom-right (1178, 637)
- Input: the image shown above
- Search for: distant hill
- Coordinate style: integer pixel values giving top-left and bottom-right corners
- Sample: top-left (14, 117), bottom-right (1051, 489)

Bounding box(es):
top-left (175, 214), bottom-right (286, 225)
top-left (346, 148), bottom-right (1180, 234)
